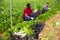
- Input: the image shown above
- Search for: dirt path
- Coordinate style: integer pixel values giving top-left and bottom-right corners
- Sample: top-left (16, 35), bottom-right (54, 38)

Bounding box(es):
top-left (38, 11), bottom-right (60, 40)
top-left (0, 34), bottom-right (3, 37)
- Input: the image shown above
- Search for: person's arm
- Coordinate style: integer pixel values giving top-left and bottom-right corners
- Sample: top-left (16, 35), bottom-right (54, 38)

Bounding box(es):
top-left (24, 8), bottom-right (31, 18)
top-left (25, 13), bottom-right (31, 18)
top-left (25, 13), bottom-right (34, 19)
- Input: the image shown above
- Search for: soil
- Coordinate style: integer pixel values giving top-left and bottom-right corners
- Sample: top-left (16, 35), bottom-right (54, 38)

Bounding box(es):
top-left (38, 11), bottom-right (60, 40)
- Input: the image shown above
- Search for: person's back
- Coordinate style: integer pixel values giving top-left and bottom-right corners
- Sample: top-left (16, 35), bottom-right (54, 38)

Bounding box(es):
top-left (23, 3), bottom-right (34, 21)
top-left (42, 2), bottom-right (49, 13)
top-left (43, 5), bottom-right (48, 10)
top-left (23, 7), bottom-right (32, 18)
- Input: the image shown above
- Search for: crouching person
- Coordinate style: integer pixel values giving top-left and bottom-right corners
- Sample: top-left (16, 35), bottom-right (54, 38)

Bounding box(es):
top-left (23, 3), bottom-right (34, 21)
top-left (42, 2), bottom-right (49, 13)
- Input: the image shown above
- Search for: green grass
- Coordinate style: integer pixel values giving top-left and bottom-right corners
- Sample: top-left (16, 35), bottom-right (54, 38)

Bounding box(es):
top-left (0, 0), bottom-right (60, 40)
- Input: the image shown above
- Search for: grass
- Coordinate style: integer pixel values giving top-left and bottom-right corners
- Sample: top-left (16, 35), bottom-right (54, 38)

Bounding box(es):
top-left (0, 0), bottom-right (60, 40)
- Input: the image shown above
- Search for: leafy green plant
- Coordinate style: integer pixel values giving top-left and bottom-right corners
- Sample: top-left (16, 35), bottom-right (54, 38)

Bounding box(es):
top-left (0, 0), bottom-right (60, 39)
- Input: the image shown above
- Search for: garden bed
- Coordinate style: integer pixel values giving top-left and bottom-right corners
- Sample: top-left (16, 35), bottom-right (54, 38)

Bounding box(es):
top-left (10, 22), bottom-right (45, 40)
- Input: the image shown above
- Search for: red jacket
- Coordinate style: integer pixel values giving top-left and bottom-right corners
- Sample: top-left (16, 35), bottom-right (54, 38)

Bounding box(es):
top-left (23, 8), bottom-right (32, 18)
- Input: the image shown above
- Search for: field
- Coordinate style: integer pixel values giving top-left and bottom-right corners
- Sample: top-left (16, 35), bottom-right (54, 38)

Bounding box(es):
top-left (0, 0), bottom-right (60, 40)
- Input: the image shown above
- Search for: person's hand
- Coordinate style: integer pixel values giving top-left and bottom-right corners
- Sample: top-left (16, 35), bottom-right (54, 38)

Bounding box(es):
top-left (33, 9), bottom-right (38, 12)
top-left (31, 17), bottom-right (34, 20)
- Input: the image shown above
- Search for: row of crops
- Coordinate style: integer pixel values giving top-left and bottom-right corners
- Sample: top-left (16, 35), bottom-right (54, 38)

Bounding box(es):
top-left (0, 0), bottom-right (60, 40)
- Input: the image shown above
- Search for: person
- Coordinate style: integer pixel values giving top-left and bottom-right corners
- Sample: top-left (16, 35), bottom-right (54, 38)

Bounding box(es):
top-left (42, 2), bottom-right (49, 13)
top-left (23, 3), bottom-right (34, 21)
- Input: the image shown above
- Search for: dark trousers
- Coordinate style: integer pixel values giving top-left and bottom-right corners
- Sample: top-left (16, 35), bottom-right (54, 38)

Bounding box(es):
top-left (42, 9), bottom-right (48, 13)
top-left (23, 17), bottom-right (31, 21)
